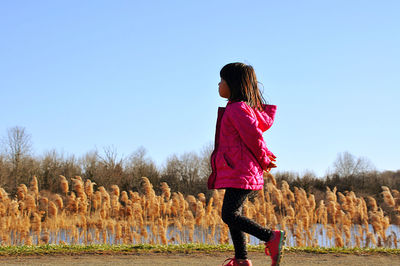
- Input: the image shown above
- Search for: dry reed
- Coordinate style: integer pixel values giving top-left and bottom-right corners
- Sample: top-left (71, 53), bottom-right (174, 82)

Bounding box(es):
top-left (0, 175), bottom-right (399, 248)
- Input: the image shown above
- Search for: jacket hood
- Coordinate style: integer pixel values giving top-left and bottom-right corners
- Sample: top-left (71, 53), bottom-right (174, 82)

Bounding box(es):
top-left (226, 101), bottom-right (277, 132)
top-left (254, 104), bottom-right (277, 132)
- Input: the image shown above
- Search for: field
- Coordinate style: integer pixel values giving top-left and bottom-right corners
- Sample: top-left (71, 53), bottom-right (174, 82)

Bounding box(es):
top-left (0, 173), bottom-right (400, 249)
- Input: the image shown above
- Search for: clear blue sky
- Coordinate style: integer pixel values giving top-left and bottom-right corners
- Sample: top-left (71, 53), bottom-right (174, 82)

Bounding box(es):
top-left (1, 1), bottom-right (399, 176)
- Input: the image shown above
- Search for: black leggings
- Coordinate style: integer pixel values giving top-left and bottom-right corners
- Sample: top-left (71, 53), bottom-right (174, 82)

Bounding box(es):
top-left (221, 188), bottom-right (272, 260)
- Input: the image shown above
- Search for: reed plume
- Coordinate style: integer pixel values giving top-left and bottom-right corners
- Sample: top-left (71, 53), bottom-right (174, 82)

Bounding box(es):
top-left (382, 186), bottom-right (396, 208)
top-left (160, 182), bottom-right (171, 201)
top-left (60, 175), bottom-right (69, 195)
top-left (30, 176), bottom-right (39, 196)
top-left (17, 184), bottom-right (27, 201)
top-left (264, 171), bottom-right (277, 186)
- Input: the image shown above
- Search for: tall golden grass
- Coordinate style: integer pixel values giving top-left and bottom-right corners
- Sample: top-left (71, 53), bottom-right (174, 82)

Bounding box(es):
top-left (0, 174), bottom-right (399, 247)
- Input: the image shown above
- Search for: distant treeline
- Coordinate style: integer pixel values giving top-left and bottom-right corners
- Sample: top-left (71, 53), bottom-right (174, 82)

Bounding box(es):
top-left (1, 127), bottom-right (399, 204)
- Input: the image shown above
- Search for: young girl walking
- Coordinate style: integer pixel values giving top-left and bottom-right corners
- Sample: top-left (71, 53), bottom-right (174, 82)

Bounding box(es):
top-left (208, 63), bottom-right (285, 266)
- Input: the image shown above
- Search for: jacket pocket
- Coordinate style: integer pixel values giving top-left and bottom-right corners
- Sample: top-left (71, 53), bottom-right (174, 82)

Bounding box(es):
top-left (242, 148), bottom-right (261, 175)
top-left (223, 153), bottom-right (235, 169)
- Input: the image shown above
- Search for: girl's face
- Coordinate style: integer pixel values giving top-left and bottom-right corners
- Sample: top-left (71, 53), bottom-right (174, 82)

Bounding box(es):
top-left (218, 78), bottom-right (230, 99)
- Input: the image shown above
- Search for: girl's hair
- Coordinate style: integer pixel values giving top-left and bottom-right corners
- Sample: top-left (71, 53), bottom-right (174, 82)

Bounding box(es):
top-left (220, 62), bottom-right (265, 111)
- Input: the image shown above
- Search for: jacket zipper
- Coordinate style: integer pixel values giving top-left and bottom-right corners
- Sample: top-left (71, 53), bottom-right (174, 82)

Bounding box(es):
top-left (209, 107), bottom-right (225, 188)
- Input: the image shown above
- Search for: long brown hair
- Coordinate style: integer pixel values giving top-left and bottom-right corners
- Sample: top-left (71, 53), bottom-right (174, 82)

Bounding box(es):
top-left (220, 62), bottom-right (265, 111)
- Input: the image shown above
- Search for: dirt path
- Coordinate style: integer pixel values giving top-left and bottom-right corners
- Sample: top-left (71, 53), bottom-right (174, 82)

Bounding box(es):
top-left (0, 252), bottom-right (399, 266)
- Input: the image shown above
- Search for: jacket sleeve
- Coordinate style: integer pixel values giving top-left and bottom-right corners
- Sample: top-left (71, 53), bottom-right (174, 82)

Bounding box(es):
top-left (227, 103), bottom-right (272, 170)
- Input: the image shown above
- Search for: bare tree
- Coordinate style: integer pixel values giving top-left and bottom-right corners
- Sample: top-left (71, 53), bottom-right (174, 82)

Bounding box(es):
top-left (0, 154), bottom-right (9, 187)
top-left (199, 142), bottom-right (213, 180)
top-left (161, 151), bottom-right (203, 195)
top-left (1, 126), bottom-right (33, 189)
top-left (333, 151), bottom-right (374, 177)
top-left (125, 147), bottom-right (159, 192)
top-left (3, 126), bottom-right (32, 161)
top-left (95, 146), bottom-right (124, 188)
top-left (40, 150), bottom-right (81, 192)
top-left (97, 145), bottom-right (123, 169)
top-left (180, 152), bottom-right (201, 186)
top-left (81, 150), bottom-right (99, 180)
top-left (162, 154), bottom-right (183, 191)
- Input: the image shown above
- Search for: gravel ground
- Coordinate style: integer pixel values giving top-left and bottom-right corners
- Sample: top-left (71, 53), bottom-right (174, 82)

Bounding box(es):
top-left (0, 252), bottom-right (399, 266)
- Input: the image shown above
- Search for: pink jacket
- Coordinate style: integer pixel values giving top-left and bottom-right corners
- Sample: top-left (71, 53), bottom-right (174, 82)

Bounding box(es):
top-left (208, 101), bottom-right (277, 190)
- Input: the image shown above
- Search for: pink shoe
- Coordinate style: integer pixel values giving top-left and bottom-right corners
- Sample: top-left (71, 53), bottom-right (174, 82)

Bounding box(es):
top-left (222, 257), bottom-right (253, 266)
top-left (265, 230), bottom-right (286, 266)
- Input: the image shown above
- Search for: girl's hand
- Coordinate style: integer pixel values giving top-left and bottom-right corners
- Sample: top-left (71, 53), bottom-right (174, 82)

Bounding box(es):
top-left (266, 161), bottom-right (277, 172)
top-left (268, 154), bottom-right (276, 162)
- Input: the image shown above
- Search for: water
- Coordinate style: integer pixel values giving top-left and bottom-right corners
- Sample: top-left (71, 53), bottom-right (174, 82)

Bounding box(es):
top-left (7, 224), bottom-right (399, 248)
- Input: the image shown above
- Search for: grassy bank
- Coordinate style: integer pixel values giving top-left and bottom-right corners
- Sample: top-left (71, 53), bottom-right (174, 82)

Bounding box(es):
top-left (0, 244), bottom-right (399, 256)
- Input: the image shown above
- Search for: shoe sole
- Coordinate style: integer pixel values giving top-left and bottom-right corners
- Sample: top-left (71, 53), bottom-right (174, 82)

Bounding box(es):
top-left (275, 230), bottom-right (286, 266)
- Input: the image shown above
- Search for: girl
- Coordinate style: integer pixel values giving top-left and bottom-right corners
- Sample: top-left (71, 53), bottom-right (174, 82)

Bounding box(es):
top-left (208, 63), bottom-right (285, 266)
